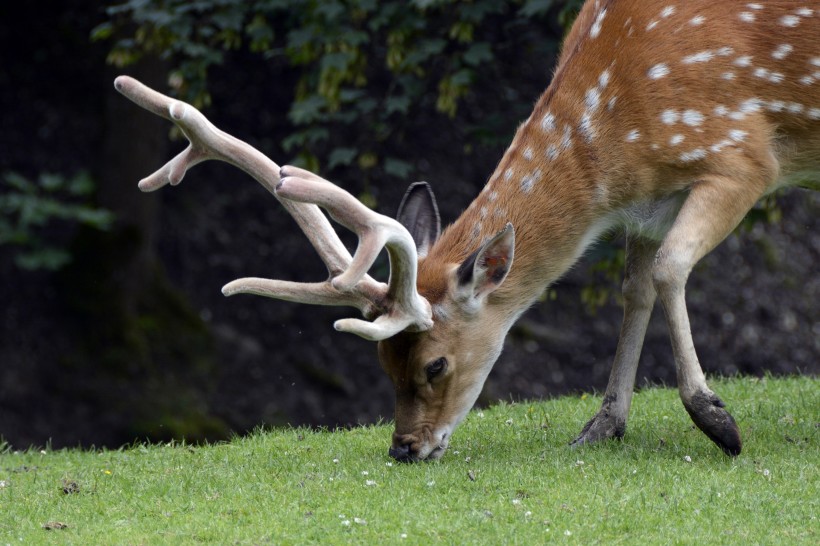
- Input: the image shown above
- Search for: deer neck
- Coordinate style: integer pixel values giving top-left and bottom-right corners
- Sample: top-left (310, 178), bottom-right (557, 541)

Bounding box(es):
top-left (420, 90), bottom-right (627, 317)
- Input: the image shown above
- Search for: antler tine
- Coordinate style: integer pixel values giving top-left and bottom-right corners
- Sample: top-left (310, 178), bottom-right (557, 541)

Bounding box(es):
top-left (276, 166), bottom-right (433, 340)
top-left (116, 75), bottom-right (430, 341)
top-left (114, 75), bottom-right (377, 280)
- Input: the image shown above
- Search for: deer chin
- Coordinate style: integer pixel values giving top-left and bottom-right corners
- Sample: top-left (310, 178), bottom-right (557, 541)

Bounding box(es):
top-left (417, 432), bottom-right (450, 461)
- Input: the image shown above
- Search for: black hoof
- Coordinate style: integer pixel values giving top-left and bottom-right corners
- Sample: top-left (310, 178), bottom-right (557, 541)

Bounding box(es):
top-left (684, 391), bottom-right (742, 456)
top-left (571, 409), bottom-right (626, 447)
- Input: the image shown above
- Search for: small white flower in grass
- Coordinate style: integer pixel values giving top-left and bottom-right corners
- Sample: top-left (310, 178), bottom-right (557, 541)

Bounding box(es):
top-left (401, 533), bottom-right (408, 539)
top-left (565, 530), bottom-right (572, 536)
top-left (333, 458), bottom-right (339, 464)
top-left (361, 471), bottom-right (369, 476)
top-left (427, 480), bottom-right (436, 487)
top-left (576, 460), bottom-right (585, 466)
top-left (512, 498), bottom-right (522, 505)
top-left (763, 469), bottom-right (770, 477)
top-left (354, 517), bottom-right (367, 525)
top-left (0, 480), bottom-right (8, 488)
top-left (525, 511), bottom-right (533, 517)
top-left (465, 456), bottom-right (472, 463)
top-left (339, 514), bottom-right (346, 518)
top-left (40, 450), bottom-right (47, 455)
top-left (505, 419), bottom-right (514, 426)
top-left (386, 462), bottom-right (393, 467)
top-left (477, 412), bottom-right (485, 418)
top-left (365, 480), bottom-right (377, 486)
top-left (684, 455), bottom-right (692, 463)
top-left (341, 520), bottom-right (351, 527)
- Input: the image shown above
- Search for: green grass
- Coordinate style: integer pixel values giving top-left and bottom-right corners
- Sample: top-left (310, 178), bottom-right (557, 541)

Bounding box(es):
top-left (1, 376), bottom-right (817, 544)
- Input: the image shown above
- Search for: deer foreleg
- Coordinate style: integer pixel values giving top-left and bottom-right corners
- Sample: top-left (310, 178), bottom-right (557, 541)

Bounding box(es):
top-left (572, 235), bottom-right (659, 447)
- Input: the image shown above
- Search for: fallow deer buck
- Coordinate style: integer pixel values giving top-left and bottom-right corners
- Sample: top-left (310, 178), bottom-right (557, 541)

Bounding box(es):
top-left (116, 0), bottom-right (819, 461)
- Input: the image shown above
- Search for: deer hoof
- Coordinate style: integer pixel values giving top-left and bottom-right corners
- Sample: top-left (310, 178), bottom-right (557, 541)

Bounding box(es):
top-left (570, 409), bottom-right (626, 447)
top-left (683, 391), bottom-right (742, 457)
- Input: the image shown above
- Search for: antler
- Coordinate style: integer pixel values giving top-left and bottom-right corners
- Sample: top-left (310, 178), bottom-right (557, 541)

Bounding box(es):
top-left (114, 75), bottom-right (432, 341)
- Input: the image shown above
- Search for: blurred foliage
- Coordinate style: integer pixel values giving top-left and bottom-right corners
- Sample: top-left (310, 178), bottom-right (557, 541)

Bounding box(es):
top-left (0, 171), bottom-right (114, 271)
top-left (94, 0), bottom-right (583, 183)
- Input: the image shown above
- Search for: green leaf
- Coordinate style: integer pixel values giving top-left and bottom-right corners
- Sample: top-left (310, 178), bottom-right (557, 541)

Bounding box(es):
top-left (385, 95), bottom-right (411, 115)
top-left (519, 0), bottom-right (555, 17)
top-left (384, 157), bottom-right (413, 179)
top-left (462, 42), bottom-right (493, 66)
top-left (288, 95), bottom-right (328, 125)
top-left (328, 147), bottom-right (358, 169)
top-left (3, 172), bottom-right (34, 193)
top-left (15, 247), bottom-right (72, 271)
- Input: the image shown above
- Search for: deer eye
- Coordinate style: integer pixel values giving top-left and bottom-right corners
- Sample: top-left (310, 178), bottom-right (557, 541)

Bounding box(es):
top-left (425, 357), bottom-right (448, 382)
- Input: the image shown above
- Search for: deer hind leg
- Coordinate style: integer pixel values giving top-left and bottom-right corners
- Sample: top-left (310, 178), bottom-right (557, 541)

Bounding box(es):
top-left (572, 235), bottom-right (659, 447)
top-left (653, 172), bottom-right (772, 457)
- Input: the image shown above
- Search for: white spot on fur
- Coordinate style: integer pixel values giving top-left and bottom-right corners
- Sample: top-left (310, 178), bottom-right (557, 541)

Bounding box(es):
top-left (561, 125), bottom-right (573, 149)
top-left (590, 9), bottom-right (608, 38)
top-left (716, 47), bottom-right (734, 57)
top-left (714, 105), bottom-right (729, 117)
top-left (625, 129), bottom-right (641, 142)
top-left (648, 63), bottom-right (670, 79)
top-left (670, 134), bottom-right (685, 146)
top-left (479, 206), bottom-right (488, 220)
top-left (746, 3), bottom-right (763, 9)
top-left (738, 12), bottom-right (755, 23)
top-left (523, 147), bottom-right (534, 161)
top-left (504, 168), bottom-right (513, 181)
top-left (585, 87), bottom-right (601, 111)
top-left (579, 113), bottom-right (595, 142)
top-left (729, 129), bottom-right (748, 142)
top-left (722, 72), bottom-right (736, 80)
top-left (734, 56), bottom-right (753, 67)
top-left (796, 8), bottom-right (814, 17)
top-left (740, 98), bottom-right (763, 113)
top-left (683, 50), bottom-right (714, 64)
top-left (546, 144), bottom-right (559, 161)
top-left (772, 44), bottom-right (793, 60)
top-left (661, 109), bottom-right (680, 124)
top-left (682, 110), bottom-right (705, 126)
top-left (801, 76), bottom-right (815, 85)
top-left (541, 111), bottom-right (556, 132)
top-left (766, 100), bottom-right (786, 112)
top-left (787, 102), bottom-right (804, 114)
top-left (488, 190), bottom-right (498, 202)
top-left (689, 15), bottom-right (705, 26)
top-left (768, 72), bottom-right (784, 84)
top-left (808, 108), bottom-right (820, 120)
top-left (646, 20), bottom-right (659, 31)
top-left (680, 148), bottom-right (707, 162)
top-left (599, 69), bottom-right (611, 89)
top-left (780, 15), bottom-right (800, 27)
top-left (661, 6), bottom-right (676, 18)
top-left (520, 169), bottom-right (542, 193)
top-left (608, 96), bottom-right (617, 111)
top-left (710, 139), bottom-right (733, 153)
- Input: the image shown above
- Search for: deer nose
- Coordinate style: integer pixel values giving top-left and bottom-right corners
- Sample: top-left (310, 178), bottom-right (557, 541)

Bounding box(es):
top-left (388, 440), bottom-right (415, 462)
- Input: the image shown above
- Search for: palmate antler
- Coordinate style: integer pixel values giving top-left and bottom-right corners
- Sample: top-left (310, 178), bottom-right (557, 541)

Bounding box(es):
top-left (114, 76), bottom-right (432, 341)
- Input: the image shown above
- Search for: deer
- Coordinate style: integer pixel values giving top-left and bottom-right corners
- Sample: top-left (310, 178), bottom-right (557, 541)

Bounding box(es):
top-left (115, 0), bottom-right (819, 462)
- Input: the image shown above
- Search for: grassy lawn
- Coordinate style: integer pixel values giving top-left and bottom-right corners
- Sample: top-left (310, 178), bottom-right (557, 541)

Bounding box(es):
top-left (1, 375), bottom-right (817, 544)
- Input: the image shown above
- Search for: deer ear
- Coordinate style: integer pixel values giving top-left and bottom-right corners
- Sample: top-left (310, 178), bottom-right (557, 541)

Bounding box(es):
top-left (456, 223), bottom-right (515, 300)
top-left (397, 182), bottom-right (441, 259)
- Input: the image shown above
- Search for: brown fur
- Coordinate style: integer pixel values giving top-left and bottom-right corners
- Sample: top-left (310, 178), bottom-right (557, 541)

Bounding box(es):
top-left (381, 0), bottom-right (820, 460)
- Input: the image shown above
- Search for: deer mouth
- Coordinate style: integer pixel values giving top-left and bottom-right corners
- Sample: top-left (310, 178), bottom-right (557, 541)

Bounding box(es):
top-left (389, 431), bottom-right (450, 462)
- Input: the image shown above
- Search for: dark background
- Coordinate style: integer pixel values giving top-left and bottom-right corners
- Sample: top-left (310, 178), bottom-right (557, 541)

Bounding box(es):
top-left (1, 1), bottom-right (817, 450)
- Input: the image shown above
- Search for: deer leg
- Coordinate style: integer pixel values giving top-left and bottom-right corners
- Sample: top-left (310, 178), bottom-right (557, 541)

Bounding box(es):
top-left (652, 174), bottom-right (769, 457)
top-left (572, 235), bottom-right (659, 447)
